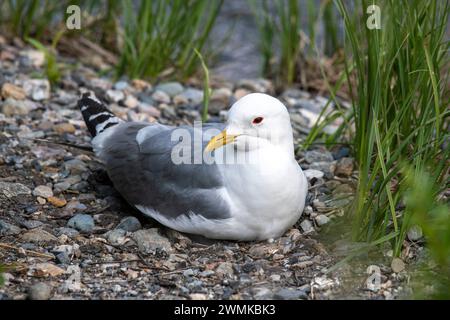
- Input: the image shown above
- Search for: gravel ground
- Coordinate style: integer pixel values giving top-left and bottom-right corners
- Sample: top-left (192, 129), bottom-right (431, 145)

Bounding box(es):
top-left (0, 37), bottom-right (417, 300)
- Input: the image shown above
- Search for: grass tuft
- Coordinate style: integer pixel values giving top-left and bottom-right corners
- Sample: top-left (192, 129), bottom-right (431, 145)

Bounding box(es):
top-left (116, 0), bottom-right (223, 80)
top-left (194, 48), bottom-right (211, 122)
top-left (308, 0), bottom-right (449, 258)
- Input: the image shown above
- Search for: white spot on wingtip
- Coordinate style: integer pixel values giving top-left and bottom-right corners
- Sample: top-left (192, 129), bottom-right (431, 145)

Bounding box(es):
top-left (89, 111), bottom-right (111, 121)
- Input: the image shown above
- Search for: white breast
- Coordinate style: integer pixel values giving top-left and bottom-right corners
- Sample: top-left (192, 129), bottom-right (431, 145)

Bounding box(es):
top-left (216, 144), bottom-right (308, 240)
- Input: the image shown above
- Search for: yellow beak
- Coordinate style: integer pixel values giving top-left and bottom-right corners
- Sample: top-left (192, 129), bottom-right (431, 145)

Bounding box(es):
top-left (204, 130), bottom-right (237, 153)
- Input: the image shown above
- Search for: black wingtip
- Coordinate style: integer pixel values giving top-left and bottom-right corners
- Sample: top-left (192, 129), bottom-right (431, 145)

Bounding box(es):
top-left (78, 91), bottom-right (119, 137)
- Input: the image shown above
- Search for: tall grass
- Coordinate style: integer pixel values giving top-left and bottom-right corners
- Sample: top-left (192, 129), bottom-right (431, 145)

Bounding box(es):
top-left (117, 0), bottom-right (223, 80)
top-left (251, 0), bottom-right (343, 86)
top-left (194, 49), bottom-right (211, 123)
top-left (319, 0), bottom-right (450, 256)
top-left (26, 30), bottom-right (65, 86)
top-left (402, 166), bottom-right (450, 299)
top-left (0, 0), bottom-right (67, 39)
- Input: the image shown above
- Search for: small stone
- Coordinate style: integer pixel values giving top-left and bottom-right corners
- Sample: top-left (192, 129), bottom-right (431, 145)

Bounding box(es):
top-left (106, 89), bottom-right (125, 103)
top-left (315, 214), bottom-right (330, 226)
top-left (65, 200), bottom-right (86, 211)
top-left (138, 103), bottom-right (161, 117)
top-left (300, 220), bottom-right (314, 233)
top-left (304, 150), bottom-right (334, 163)
top-left (234, 88), bottom-right (250, 100)
top-left (270, 274), bottom-right (282, 282)
top-left (23, 79), bottom-right (51, 101)
top-left (155, 82), bottom-right (184, 97)
top-left (159, 104), bottom-right (176, 118)
top-left (64, 159), bottom-right (87, 174)
top-left (21, 229), bottom-right (57, 243)
top-left (335, 157), bottom-right (354, 177)
top-left (55, 227), bottom-right (79, 238)
top-left (0, 219), bottom-right (21, 236)
top-left (237, 79), bottom-right (273, 93)
top-left (104, 229), bottom-right (127, 246)
top-left (52, 244), bottom-right (79, 256)
top-left (1, 83), bottom-right (26, 100)
top-left (21, 50), bottom-right (45, 67)
top-left (30, 263), bottom-right (65, 277)
top-left (209, 89), bottom-right (232, 114)
top-left (190, 293), bottom-right (207, 300)
top-left (290, 113), bottom-right (309, 128)
top-left (33, 185), bottom-right (53, 199)
top-left (152, 90), bottom-right (171, 104)
top-left (313, 199), bottom-right (326, 209)
top-left (304, 169), bottom-right (324, 180)
top-left (333, 147), bottom-right (350, 160)
top-left (0, 98), bottom-right (34, 116)
top-left (2, 273), bottom-right (14, 286)
top-left (53, 123), bottom-right (76, 134)
top-left (215, 262), bottom-right (234, 277)
top-left (56, 252), bottom-right (71, 265)
top-left (132, 228), bottom-right (172, 254)
top-left (60, 265), bottom-right (81, 292)
top-left (249, 244), bottom-right (272, 258)
top-left (308, 161), bottom-right (336, 178)
top-left (37, 197), bottom-right (46, 204)
top-left (274, 288), bottom-right (308, 300)
top-left (0, 182), bottom-right (31, 198)
top-left (332, 183), bottom-right (354, 195)
top-left (116, 216), bottom-right (142, 232)
top-left (28, 283), bottom-right (52, 300)
top-left (132, 79), bottom-right (151, 91)
top-left (199, 270), bottom-right (215, 277)
top-left (21, 220), bottom-right (43, 230)
top-left (114, 81), bottom-right (129, 91)
top-left (47, 196), bottom-right (67, 208)
top-left (67, 214), bottom-right (95, 233)
top-left (124, 95), bottom-right (139, 108)
top-left (174, 88), bottom-right (204, 106)
top-left (282, 88), bottom-right (310, 100)
top-left (391, 257), bottom-right (405, 273)
top-left (407, 225), bottom-right (423, 241)
top-left (304, 206), bottom-right (314, 217)
top-left (183, 269), bottom-right (195, 277)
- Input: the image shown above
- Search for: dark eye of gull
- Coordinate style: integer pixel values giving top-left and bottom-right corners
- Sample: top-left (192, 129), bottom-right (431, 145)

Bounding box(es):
top-left (252, 117), bottom-right (264, 125)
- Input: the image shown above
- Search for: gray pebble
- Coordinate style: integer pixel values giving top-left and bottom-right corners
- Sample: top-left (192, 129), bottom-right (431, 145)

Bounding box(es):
top-left (67, 214), bottom-right (95, 233)
top-left (315, 214), bottom-right (330, 226)
top-left (28, 282), bottom-right (52, 300)
top-left (104, 229), bottom-right (127, 245)
top-left (407, 225), bottom-right (423, 241)
top-left (177, 88), bottom-right (203, 105)
top-left (32, 185), bottom-right (53, 198)
top-left (155, 82), bottom-right (184, 97)
top-left (116, 216), bottom-right (142, 232)
top-left (132, 228), bottom-right (172, 254)
top-left (114, 81), bottom-right (129, 91)
top-left (1, 98), bottom-right (34, 116)
top-left (300, 220), bottom-right (314, 233)
top-left (304, 169), bottom-right (324, 180)
top-left (305, 150), bottom-right (334, 163)
top-left (0, 219), bottom-right (21, 236)
top-left (55, 227), bottom-right (79, 238)
top-left (274, 288), bottom-right (308, 300)
top-left (56, 252), bottom-right (71, 265)
top-left (106, 89), bottom-right (125, 103)
top-left (64, 159), bottom-right (87, 175)
top-left (22, 79), bottom-right (50, 101)
top-left (0, 181), bottom-right (31, 198)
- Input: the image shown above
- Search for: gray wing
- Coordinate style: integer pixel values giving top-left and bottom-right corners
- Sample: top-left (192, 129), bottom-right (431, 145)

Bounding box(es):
top-left (99, 122), bottom-right (231, 220)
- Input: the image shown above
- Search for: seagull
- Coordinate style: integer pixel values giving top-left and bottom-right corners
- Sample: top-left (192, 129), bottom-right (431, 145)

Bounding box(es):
top-left (78, 91), bottom-right (307, 241)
